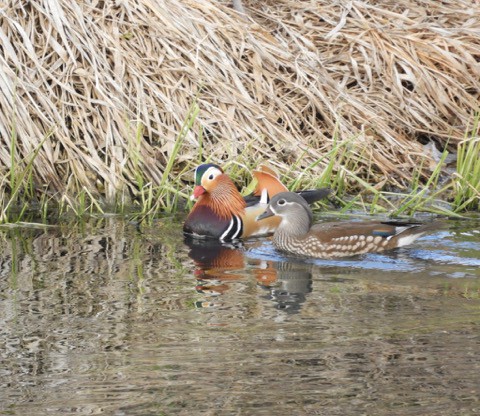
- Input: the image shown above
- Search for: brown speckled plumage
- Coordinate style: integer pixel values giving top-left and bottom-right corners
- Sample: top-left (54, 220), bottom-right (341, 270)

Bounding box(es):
top-left (258, 192), bottom-right (439, 259)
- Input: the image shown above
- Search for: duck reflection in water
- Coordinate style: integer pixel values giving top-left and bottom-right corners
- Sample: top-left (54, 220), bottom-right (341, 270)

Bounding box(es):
top-left (263, 262), bottom-right (312, 314)
top-left (184, 236), bottom-right (312, 313)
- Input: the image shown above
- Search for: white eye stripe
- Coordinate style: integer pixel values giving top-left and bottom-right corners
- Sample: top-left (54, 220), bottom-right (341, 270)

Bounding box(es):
top-left (204, 167), bottom-right (222, 181)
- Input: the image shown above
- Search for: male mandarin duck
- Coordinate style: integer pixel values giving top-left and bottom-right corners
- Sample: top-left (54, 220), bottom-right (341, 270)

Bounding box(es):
top-left (257, 192), bottom-right (439, 259)
top-left (183, 163), bottom-right (330, 241)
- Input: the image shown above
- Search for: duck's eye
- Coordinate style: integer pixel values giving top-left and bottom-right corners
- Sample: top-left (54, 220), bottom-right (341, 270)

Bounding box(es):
top-left (208, 174), bottom-right (214, 180)
top-left (277, 199), bottom-right (286, 206)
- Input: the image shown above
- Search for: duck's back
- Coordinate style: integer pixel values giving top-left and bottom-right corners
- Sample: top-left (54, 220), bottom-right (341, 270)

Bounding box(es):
top-left (278, 220), bottom-right (435, 258)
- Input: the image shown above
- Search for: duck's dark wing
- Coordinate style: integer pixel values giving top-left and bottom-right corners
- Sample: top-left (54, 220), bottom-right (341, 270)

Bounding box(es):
top-left (297, 188), bottom-right (331, 204)
top-left (243, 187), bottom-right (330, 207)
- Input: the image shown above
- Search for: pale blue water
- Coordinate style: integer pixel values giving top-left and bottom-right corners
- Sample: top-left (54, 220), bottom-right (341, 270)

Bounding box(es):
top-left (0, 216), bottom-right (479, 415)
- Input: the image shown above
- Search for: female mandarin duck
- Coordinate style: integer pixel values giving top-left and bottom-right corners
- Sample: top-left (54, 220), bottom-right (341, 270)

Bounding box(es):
top-left (183, 164), bottom-right (330, 241)
top-left (258, 192), bottom-right (438, 259)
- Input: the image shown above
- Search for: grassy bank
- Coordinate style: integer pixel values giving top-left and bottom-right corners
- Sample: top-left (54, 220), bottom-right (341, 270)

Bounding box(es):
top-left (0, 0), bottom-right (479, 222)
top-left (2, 107), bottom-right (479, 223)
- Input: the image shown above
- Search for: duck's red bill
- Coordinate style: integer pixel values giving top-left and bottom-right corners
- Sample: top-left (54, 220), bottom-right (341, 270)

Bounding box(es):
top-left (192, 185), bottom-right (206, 199)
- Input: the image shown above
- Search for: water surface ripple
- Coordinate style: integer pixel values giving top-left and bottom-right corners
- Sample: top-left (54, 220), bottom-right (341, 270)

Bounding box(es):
top-left (0, 217), bottom-right (479, 415)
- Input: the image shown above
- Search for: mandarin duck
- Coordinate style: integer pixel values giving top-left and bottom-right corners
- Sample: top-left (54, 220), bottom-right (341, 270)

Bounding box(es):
top-left (183, 164), bottom-right (330, 241)
top-left (257, 192), bottom-right (439, 259)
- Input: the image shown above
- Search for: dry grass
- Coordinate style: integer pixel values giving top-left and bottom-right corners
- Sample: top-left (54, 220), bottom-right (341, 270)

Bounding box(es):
top-left (0, 0), bottom-right (479, 214)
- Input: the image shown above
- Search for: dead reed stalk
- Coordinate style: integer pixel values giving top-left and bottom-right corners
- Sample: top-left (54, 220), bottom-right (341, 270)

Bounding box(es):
top-left (0, 0), bottom-right (479, 210)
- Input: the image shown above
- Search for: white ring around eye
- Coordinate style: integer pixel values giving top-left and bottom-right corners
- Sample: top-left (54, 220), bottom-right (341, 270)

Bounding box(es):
top-left (278, 199), bottom-right (286, 206)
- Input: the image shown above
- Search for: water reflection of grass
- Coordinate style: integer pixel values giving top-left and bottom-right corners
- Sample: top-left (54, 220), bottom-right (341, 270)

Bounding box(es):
top-left (322, 272), bottom-right (480, 303)
top-left (0, 216), bottom-right (203, 321)
top-left (460, 282), bottom-right (480, 300)
top-left (462, 284), bottom-right (480, 300)
top-left (440, 281), bottom-right (480, 300)
top-left (304, 276), bottom-right (480, 341)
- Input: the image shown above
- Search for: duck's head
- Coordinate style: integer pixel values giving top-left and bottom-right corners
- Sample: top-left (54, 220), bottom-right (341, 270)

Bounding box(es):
top-left (189, 163), bottom-right (246, 219)
top-left (257, 192), bottom-right (313, 230)
top-left (191, 163), bottom-right (225, 200)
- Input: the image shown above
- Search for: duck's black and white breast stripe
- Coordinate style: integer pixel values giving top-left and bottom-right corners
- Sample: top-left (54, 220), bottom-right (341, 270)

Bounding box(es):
top-left (220, 215), bottom-right (243, 241)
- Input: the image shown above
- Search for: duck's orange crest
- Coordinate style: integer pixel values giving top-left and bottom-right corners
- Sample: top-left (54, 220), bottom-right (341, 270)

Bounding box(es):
top-left (252, 168), bottom-right (288, 198)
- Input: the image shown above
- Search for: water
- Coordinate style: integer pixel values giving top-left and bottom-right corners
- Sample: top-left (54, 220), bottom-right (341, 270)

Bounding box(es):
top-left (0, 215), bottom-right (479, 415)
